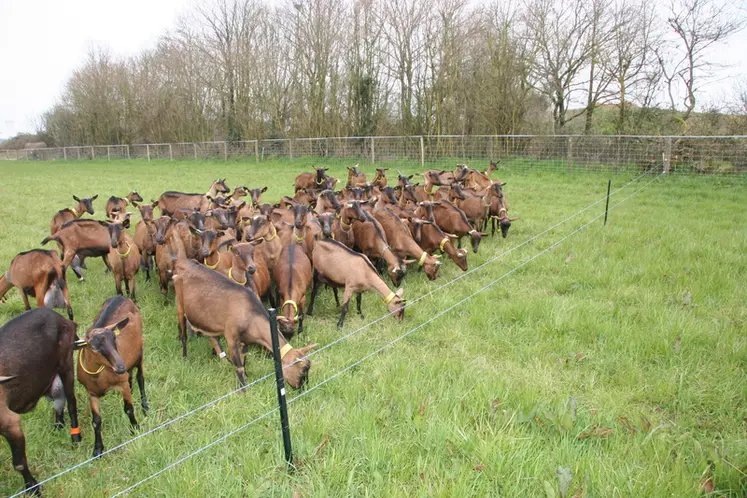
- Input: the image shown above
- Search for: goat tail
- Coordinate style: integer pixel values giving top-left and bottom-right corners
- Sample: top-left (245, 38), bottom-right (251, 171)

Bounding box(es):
top-left (0, 272), bottom-right (13, 303)
top-left (41, 234), bottom-right (58, 246)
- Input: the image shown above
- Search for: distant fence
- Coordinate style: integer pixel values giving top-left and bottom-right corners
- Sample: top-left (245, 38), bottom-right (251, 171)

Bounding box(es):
top-left (1, 135), bottom-right (746, 174)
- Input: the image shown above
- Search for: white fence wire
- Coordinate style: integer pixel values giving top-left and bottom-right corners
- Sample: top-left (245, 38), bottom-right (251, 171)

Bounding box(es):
top-left (2, 135), bottom-right (746, 174)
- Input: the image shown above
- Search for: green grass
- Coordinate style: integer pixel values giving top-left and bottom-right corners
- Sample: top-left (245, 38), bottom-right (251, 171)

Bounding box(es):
top-left (0, 159), bottom-right (745, 497)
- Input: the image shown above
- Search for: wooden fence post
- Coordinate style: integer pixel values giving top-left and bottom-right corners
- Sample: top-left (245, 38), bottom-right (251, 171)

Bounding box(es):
top-left (169, 143), bottom-right (173, 161)
top-left (193, 143), bottom-right (197, 160)
top-left (663, 137), bottom-right (672, 174)
top-left (420, 136), bottom-right (425, 167)
top-left (254, 140), bottom-right (259, 162)
top-left (371, 137), bottom-right (376, 163)
top-left (223, 141), bottom-right (228, 161)
top-left (146, 144), bottom-right (151, 162)
top-left (567, 137), bottom-right (573, 172)
top-left (107, 146), bottom-right (111, 161)
top-left (289, 139), bottom-right (293, 160)
top-left (63, 147), bottom-right (67, 160)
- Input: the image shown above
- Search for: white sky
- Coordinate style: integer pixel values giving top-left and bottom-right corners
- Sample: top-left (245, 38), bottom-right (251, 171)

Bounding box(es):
top-left (0, 0), bottom-right (746, 139)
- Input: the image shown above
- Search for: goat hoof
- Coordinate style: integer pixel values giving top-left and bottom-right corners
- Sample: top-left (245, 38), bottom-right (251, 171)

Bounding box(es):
top-left (71, 433), bottom-right (82, 443)
top-left (92, 448), bottom-right (103, 458)
top-left (77, 277), bottom-right (84, 282)
top-left (24, 480), bottom-right (41, 496)
top-left (142, 404), bottom-right (150, 415)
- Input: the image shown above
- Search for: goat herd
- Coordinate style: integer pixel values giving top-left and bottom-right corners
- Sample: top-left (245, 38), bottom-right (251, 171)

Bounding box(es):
top-left (0, 162), bottom-right (516, 494)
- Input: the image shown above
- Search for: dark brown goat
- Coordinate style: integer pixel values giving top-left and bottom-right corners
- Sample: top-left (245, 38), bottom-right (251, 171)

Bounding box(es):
top-left (41, 219), bottom-right (112, 280)
top-left (105, 191), bottom-right (143, 220)
top-left (431, 201), bottom-right (487, 253)
top-left (411, 219), bottom-right (468, 271)
top-left (75, 296), bottom-right (147, 457)
top-left (308, 239), bottom-right (406, 328)
top-left (273, 244), bottom-right (312, 337)
top-left (0, 308), bottom-right (81, 494)
top-left (50, 195), bottom-right (97, 234)
top-left (373, 208), bottom-right (441, 280)
top-left (157, 179), bottom-right (229, 216)
top-left (107, 216), bottom-right (140, 300)
top-left (0, 249), bottom-right (73, 319)
top-left (295, 167), bottom-right (329, 191)
top-left (352, 210), bottom-right (407, 285)
top-left (173, 259), bottom-right (316, 388)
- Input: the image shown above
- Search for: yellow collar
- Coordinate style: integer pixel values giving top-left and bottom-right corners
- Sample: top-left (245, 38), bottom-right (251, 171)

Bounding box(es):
top-left (418, 251), bottom-right (428, 267)
top-left (204, 252), bottom-right (221, 269)
top-left (116, 242), bottom-right (132, 258)
top-left (439, 237), bottom-right (449, 252)
top-left (424, 183), bottom-right (437, 195)
top-left (280, 343), bottom-right (293, 359)
top-left (264, 224), bottom-right (278, 242)
top-left (294, 228), bottom-right (306, 243)
top-left (340, 217), bottom-right (353, 231)
top-left (383, 291), bottom-right (396, 304)
top-left (78, 348), bottom-right (105, 375)
top-left (70, 207), bottom-right (79, 217)
top-left (228, 267), bottom-right (246, 285)
top-left (123, 198), bottom-right (130, 206)
top-left (282, 300), bottom-right (299, 320)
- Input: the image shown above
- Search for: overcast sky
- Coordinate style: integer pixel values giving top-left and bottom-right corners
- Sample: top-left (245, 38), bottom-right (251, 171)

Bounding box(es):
top-left (1, 0), bottom-right (745, 139)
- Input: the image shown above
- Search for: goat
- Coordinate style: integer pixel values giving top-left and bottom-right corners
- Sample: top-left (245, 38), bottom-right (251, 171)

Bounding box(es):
top-left (50, 194), bottom-right (97, 234)
top-left (107, 216), bottom-right (140, 300)
top-left (411, 219), bottom-right (468, 271)
top-left (154, 217), bottom-right (187, 295)
top-left (308, 239), bottom-right (406, 329)
top-left (485, 181), bottom-right (518, 238)
top-left (134, 206), bottom-right (159, 281)
top-left (247, 186), bottom-right (268, 207)
top-left (173, 259), bottom-right (316, 388)
top-left (431, 201), bottom-right (487, 253)
top-left (0, 308), bottom-right (81, 494)
top-left (448, 183), bottom-right (493, 234)
top-left (0, 249), bottom-right (73, 319)
top-left (372, 167), bottom-right (389, 187)
top-left (157, 179), bottom-right (229, 216)
top-left (373, 208), bottom-right (441, 280)
top-left (75, 296), bottom-right (147, 457)
top-left (273, 244), bottom-right (312, 338)
top-left (242, 215), bottom-right (283, 271)
top-left (41, 219), bottom-right (112, 281)
top-left (105, 191), bottom-right (143, 220)
top-left (315, 189), bottom-right (342, 213)
top-left (346, 164), bottom-right (367, 187)
top-left (295, 166), bottom-right (329, 191)
top-left (352, 210), bottom-right (407, 286)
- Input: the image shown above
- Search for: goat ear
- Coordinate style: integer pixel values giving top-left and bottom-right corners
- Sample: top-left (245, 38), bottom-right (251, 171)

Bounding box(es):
top-left (113, 317), bottom-right (129, 331)
top-left (72, 338), bottom-right (88, 351)
top-left (250, 238), bottom-right (264, 246)
top-left (122, 218), bottom-right (131, 229)
top-left (189, 226), bottom-right (201, 236)
top-left (261, 186), bottom-right (267, 193)
top-left (91, 195), bottom-right (98, 200)
top-left (298, 343), bottom-right (318, 355)
top-left (500, 181), bottom-right (507, 186)
top-left (73, 195), bottom-right (80, 202)
top-left (151, 200), bottom-right (159, 207)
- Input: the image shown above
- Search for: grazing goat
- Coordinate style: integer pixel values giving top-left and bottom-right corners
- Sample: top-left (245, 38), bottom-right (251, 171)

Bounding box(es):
top-left (107, 216), bottom-right (140, 300)
top-left (157, 179), bottom-right (229, 216)
top-left (75, 296), bottom-right (147, 457)
top-left (0, 249), bottom-right (73, 319)
top-left (308, 239), bottom-right (406, 329)
top-left (105, 191), bottom-right (143, 220)
top-left (352, 210), bottom-right (407, 285)
top-left (173, 259), bottom-right (316, 388)
top-left (41, 219), bottom-right (112, 280)
top-left (273, 244), bottom-right (312, 337)
top-left (431, 201), bottom-right (486, 253)
top-left (0, 308), bottom-right (81, 494)
top-left (411, 219), bottom-right (468, 271)
top-left (50, 194), bottom-right (97, 234)
top-left (373, 208), bottom-right (441, 280)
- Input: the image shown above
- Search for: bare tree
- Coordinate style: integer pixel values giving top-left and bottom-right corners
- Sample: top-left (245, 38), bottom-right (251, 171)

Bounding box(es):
top-left (659, 0), bottom-right (746, 122)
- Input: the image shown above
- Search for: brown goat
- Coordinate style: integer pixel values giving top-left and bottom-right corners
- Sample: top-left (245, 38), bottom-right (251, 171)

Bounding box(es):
top-left (173, 259), bottom-right (316, 388)
top-left (314, 189), bottom-right (342, 213)
top-left (273, 244), bottom-right (312, 337)
top-left (157, 179), bottom-right (229, 216)
top-left (41, 219), bottom-right (112, 281)
top-left (295, 167), bottom-right (329, 191)
top-left (50, 194), bottom-right (97, 234)
top-left (1, 308), bottom-right (81, 494)
top-left (134, 211), bottom-right (158, 282)
top-left (154, 218), bottom-right (186, 295)
top-left (0, 249), bottom-right (73, 319)
top-left (373, 208), bottom-right (441, 280)
top-left (431, 201), bottom-right (487, 253)
top-left (346, 164), bottom-right (367, 187)
top-left (372, 167), bottom-right (389, 187)
top-left (449, 183), bottom-right (492, 233)
top-left (308, 239), bottom-right (406, 329)
top-left (352, 210), bottom-right (407, 286)
top-left (107, 216), bottom-right (140, 300)
top-left (105, 191), bottom-right (143, 220)
top-left (411, 219), bottom-right (468, 271)
top-left (75, 296), bottom-right (147, 457)
top-left (242, 215), bottom-right (283, 271)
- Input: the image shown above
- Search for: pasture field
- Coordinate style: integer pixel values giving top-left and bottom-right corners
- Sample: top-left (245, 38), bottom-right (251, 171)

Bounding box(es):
top-left (0, 159), bottom-right (745, 497)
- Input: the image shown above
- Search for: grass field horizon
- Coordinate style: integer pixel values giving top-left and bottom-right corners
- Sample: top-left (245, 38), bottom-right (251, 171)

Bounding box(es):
top-left (0, 159), bottom-right (745, 497)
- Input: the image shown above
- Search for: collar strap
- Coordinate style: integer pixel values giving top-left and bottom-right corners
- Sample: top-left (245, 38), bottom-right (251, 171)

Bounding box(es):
top-left (116, 242), bottom-right (132, 258)
top-left (418, 251), bottom-right (428, 267)
top-left (282, 300), bottom-right (299, 320)
top-left (499, 207), bottom-right (507, 216)
top-left (339, 216), bottom-right (353, 230)
top-left (294, 228), bottom-right (306, 243)
top-left (78, 349), bottom-right (105, 375)
top-left (383, 291), bottom-right (396, 305)
top-left (425, 183), bottom-right (437, 195)
top-left (70, 207), bottom-right (79, 217)
top-left (469, 229), bottom-right (477, 235)
top-left (439, 237), bottom-right (449, 252)
top-left (204, 251), bottom-right (221, 269)
top-left (228, 267), bottom-right (247, 285)
top-left (264, 224), bottom-right (278, 242)
top-left (123, 198), bottom-right (130, 206)
top-left (279, 343), bottom-right (293, 359)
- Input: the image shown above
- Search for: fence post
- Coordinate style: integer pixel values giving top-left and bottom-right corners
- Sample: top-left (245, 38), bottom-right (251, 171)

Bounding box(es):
top-left (268, 308), bottom-right (294, 469)
top-left (370, 137), bottom-right (375, 163)
top-left (567, 137), bottom-right (573, 172)
top-left (254, 140), bottom-right (259, 162)
top-left (146, 144), bottom-right (151, 162)
top-left (223, 141), bottom-right (228, 161)
top-left (663, 137), bottom-right (672, 174)
top-left (90, 146), bottom-right (95, 160)
top-left (289, 138), bottom-right (293, 160)
top-left (169, 143), bottom-right (173, 161)
top-left (325, 138), bottom-right (329, 157)
top-left (76, 148), bottom-right (80, 160)
top-left (107, 146), bottom-right (110, 162)
top-left (126, 144), bottom-right (130, 160)
top-left (420, 136), bottom-right (425, 167)
top-left (63, 147), bottom-right (67, 160)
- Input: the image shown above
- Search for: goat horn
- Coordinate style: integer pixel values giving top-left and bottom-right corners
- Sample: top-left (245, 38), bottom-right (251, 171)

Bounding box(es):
top-left (508, 217), bottom-right (519, 221)
top-left (0, 375), bottom-right (17, 384)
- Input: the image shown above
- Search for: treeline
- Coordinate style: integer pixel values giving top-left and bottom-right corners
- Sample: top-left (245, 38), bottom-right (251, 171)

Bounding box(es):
top-left (41, 0), bottom-right (746, 146)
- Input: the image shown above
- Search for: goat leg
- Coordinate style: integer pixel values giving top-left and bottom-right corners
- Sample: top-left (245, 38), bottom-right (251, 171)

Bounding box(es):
top-left (356, 293), bottom-right (364, 318)
top-left (89, 395), bottom-right (104, 458)
top-left (337, 286), bottom-right (354, 329)
top-left (0, 410), bottom-right (39, 495)
top-left (20, 291), bottom-right (31, 310)
top-left (307, 270), bottom-right (321, 316)
top-left (122, 384), bottom-right (139, 431)
top-left (136, 356), bottom-right (149, 414)
top-left (332, 287), bottom-right (340, 307)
